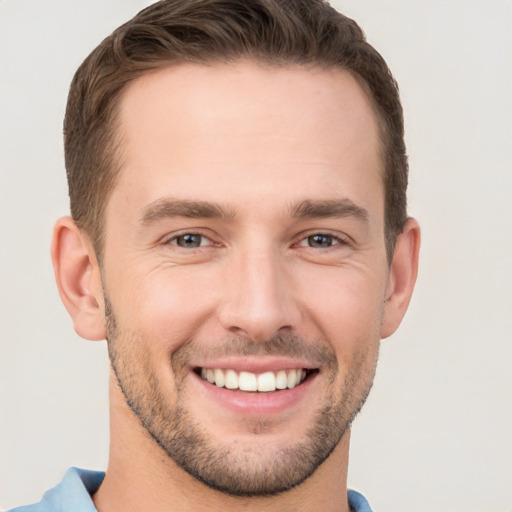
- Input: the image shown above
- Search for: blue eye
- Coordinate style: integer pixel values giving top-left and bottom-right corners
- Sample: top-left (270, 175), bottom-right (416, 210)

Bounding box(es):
top-left (306, 234), bottom-right (335, 248)
top-left (172, 234), bottom-right (206, 248)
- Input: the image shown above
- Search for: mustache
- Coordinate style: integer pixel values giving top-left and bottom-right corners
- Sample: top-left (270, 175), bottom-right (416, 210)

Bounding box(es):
top-left (170, 332), bottom-right (338, 371)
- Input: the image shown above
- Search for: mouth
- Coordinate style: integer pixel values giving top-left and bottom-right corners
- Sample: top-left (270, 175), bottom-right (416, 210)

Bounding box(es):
top-left (194, 367), bottom-right (317, 392)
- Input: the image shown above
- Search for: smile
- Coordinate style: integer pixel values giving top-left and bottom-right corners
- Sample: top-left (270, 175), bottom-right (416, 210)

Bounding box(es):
top-left (197, 368), bottom-right (313, 392)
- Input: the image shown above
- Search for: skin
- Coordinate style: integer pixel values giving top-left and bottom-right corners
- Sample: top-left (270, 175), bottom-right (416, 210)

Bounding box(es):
top-left (52, 61), bottom-right (420, 512)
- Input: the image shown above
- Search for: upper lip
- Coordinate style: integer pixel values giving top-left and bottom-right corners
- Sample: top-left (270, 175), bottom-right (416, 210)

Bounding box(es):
top-left (191, 357), bottom-right (318, 374)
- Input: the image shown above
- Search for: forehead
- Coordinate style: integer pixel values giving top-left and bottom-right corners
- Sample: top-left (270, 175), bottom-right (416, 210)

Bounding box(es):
top-left (112, 61), bottom-right (382, 217)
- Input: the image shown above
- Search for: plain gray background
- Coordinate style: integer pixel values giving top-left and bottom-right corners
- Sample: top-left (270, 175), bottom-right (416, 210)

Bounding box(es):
top-left (1, 1), bottom-right (511, 510)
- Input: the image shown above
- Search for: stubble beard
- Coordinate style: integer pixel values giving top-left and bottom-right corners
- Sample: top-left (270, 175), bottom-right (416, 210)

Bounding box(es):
top-left (104, 296), bottom-right (378, 497)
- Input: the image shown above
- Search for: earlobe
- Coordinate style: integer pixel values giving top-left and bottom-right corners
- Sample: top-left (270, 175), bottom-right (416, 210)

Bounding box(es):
top-left (380, 218), bottom-right (421, 339)
top-left (51, 217), bottom-right (106, 341)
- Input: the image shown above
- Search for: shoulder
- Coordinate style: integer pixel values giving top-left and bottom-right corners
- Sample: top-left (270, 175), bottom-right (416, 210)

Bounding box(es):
top-left (6, 468), bottom-right (105, 512)
top-left (348, 488), bottom-right (374, 512)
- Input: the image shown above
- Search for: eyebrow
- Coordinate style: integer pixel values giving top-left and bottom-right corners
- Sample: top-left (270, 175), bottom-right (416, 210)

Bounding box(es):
top-left (140, 197), bottom-right (369, 226)
top-left (140, 198), bottom-right (237, 225)
top-left (290, 199), bottom-right (369, 222)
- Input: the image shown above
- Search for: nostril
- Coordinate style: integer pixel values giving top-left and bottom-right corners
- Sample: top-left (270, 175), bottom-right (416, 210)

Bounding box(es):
top-left (228, 326), bottom-right (247, 335)
top-left (224, 322), bottom-right (296, 342)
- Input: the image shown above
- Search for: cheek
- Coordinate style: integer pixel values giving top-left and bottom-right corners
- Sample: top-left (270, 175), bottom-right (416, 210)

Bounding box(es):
top-left (113, 264), bottom-right (221, 346)
top-left (296, 266), bottom-right (386, 355)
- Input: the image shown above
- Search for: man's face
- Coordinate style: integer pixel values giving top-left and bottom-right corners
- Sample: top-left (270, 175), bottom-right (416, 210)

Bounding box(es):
top-left (101, 62), bottom-right (390, 495)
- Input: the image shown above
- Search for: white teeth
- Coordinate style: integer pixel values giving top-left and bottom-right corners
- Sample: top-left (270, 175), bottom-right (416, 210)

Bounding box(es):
top-left (275, 370), bottom-right (288, 390)
top-left (199, 368), bottom-right (308, 392)
top-left (257, 371), bottom-right (276, 392)
top-left (214, 368), bottom-right (225, 388)
top-left (225, 369), bottom-right (238, 389)
top-left (239, 371), bottom-right (257, 391)
top-left (287, 369), bottom-right (297, 389)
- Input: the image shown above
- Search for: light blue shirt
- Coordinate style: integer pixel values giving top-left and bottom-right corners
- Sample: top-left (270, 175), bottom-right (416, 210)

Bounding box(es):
top-left (7, 467), bottom-right (373, 511)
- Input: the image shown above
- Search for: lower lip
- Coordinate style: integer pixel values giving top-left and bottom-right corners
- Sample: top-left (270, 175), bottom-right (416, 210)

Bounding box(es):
top-left (191, 372), bottom-right (317, 416)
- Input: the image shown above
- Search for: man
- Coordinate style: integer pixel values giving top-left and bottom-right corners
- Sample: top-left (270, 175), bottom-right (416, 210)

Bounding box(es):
top-left (10, 0), bottom-right (420, 510)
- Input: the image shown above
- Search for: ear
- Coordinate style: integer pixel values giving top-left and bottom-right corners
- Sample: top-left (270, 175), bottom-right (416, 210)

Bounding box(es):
top-left (380, 218), bottom-right (421, 339)
top-left (51, 216), bottom-right (106, 341)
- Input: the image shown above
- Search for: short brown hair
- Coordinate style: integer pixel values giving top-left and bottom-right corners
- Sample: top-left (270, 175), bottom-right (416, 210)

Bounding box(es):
top-left (64, 0), bottom-right (408, 260)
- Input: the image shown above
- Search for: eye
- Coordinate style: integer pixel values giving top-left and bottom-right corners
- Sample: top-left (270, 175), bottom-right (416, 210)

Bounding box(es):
top-left (307, 234), bottom-right (334, 248)
top-left (297, 233), bottom-right (346, 249)
top-left (169, 233), bottom-right (211, 248)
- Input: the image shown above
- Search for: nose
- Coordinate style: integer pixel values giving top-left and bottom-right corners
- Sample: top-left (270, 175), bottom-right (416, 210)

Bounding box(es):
top-left (218, 244), bottom-right (301, 341)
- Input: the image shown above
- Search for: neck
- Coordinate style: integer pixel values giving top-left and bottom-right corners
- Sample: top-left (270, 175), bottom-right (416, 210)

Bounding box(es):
top-left (93, 373), bottom-right (352, 512)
